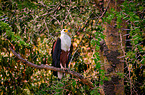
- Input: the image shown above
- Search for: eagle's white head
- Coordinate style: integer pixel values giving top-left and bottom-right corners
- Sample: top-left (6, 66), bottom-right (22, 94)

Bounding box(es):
top-left (61, 29), bottom-right (70, 35)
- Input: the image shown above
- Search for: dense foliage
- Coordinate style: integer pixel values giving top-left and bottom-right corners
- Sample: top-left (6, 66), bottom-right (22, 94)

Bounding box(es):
top-left (0, 0), bottom-right (144, 94)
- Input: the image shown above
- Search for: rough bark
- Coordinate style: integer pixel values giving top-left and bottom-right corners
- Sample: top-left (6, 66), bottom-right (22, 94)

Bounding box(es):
top-left (99, 0), bottom-right (126, 95)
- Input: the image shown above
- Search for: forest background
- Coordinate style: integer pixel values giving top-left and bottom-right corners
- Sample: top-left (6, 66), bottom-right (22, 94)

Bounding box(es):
top-left (0, 0), bottom-right (144, 95)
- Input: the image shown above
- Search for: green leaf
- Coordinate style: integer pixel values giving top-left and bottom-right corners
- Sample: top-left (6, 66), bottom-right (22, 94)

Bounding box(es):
top-left (14, 35), bottom-right (29, 46)
top-left (110, 8), bottom-right (115, 12)
top-left (95, 45), bottom-right (100, 50)
top-left (72, 81), bottom-right (76, 87)
top-left (100, 80), bottom-right (103, 85)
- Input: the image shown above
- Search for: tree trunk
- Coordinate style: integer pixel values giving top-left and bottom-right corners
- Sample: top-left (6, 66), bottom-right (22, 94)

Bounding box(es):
top-left (99, 0), bottom-right (126, 95)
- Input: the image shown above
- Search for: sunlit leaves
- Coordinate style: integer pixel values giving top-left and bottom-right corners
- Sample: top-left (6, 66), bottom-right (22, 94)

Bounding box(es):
top-left (91, 19), bottom-right (107, 93)
top-left (0, 0), bottom-right (100, 94)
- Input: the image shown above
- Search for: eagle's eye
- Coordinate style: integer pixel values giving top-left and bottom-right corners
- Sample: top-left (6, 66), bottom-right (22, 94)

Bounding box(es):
top-left (64, 29), bottom-right (67, 32)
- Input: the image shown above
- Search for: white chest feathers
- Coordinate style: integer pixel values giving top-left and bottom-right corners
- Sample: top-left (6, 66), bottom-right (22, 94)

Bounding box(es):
top-left (60, 34), bottom-right (71, 51)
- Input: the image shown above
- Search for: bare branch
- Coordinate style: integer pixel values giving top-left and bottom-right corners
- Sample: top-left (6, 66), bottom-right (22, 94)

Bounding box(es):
top-left (9, 46), bottom-right (94, 88)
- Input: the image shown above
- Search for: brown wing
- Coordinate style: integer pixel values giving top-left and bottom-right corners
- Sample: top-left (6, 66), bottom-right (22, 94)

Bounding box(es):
top-left (60, 50), bottom-right (70, 68)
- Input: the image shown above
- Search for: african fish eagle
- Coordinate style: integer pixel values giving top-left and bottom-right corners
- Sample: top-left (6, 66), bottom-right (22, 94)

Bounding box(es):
top-left (52, 29), bottom-right (73, 79)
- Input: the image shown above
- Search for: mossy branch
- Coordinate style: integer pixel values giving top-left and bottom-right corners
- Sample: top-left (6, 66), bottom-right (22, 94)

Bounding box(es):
top-left (9, 46), bottom-right (94, 89)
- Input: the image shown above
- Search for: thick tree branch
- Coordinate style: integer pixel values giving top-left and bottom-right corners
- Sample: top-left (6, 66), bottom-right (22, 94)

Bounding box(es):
top-left (9, 46), bottom-right (94, 88)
